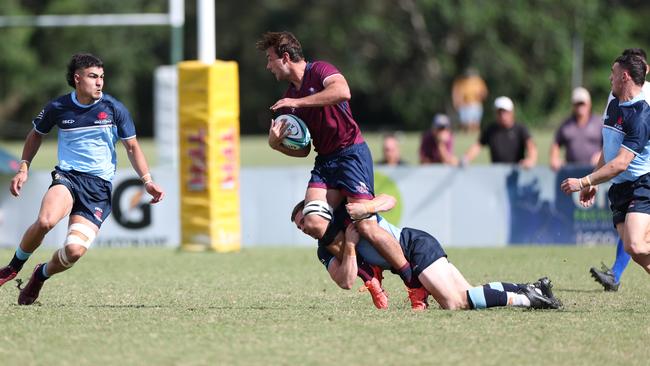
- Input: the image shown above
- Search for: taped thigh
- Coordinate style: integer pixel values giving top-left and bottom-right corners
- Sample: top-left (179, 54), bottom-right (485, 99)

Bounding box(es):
top-left (66, 223), bottom-right (97, 249)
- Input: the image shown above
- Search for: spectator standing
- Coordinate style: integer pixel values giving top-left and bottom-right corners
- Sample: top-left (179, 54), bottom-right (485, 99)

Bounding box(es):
top-left (377, 132), bottom-right (408, 166)
top-left (463, 96), bottom-right (537, 168)
top-left (549, 87), bottom-right (603, 171)
top-left (419, 114), bottom-right (458, 165)
top-left (452, 68), bottom-right (488, 133)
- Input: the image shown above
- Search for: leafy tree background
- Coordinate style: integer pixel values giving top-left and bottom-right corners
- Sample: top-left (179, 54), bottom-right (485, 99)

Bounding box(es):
top-left (1, 0), bottom-right (649, 138)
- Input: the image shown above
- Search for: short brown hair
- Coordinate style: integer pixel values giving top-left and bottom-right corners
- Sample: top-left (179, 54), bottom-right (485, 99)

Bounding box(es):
top-left (615, 53), bottom-right (647, 86)
top-left (256, 31), bottom-right (304, 62)
top-left (290, 200), bottom-right (305, 222)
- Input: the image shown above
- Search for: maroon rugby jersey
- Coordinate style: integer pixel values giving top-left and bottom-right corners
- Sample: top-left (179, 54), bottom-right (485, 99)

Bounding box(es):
top-left (280, 61), bottom-right (364, 155)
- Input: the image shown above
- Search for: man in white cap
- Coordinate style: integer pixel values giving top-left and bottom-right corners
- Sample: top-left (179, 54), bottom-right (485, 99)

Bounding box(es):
top-left (462, 96), bottom-right (537, 167)
top-left (549, 87), bottom-right (602, 171)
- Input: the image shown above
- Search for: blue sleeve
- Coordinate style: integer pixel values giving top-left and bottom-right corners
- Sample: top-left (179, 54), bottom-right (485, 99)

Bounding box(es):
top-left (32, 103), bottom-right (56, 134)
top-left (112, 99), bottom-right (136, 139)
top-left (621, 108), bottom-right (650, 154)
top-left (317, 247), bottom-right (335, 269)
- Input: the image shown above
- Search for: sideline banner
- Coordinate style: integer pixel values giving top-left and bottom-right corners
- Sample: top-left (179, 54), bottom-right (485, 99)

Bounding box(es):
top-left (177, 61), bottom-right (241, 252)
top-left (0, 165), bottom-right (618, 248)
top-left (0, 168), bottom-right (179, 248)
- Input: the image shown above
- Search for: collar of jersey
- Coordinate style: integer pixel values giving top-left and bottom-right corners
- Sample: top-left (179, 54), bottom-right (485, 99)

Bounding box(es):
top-left (619, 91), bottom-right (645, 107)
top-left (71, 91), bottom-right (103, 108)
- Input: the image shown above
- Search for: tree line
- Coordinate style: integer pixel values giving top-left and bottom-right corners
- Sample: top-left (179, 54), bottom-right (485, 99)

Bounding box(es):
top-left (1, 0), bottom-right (648, 138)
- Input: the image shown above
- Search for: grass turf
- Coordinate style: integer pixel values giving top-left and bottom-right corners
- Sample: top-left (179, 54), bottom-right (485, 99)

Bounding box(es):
top-left (0, 246), bottom-right (648, 365)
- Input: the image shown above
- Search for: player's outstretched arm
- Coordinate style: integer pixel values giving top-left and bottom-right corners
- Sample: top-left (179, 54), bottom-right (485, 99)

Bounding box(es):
top-left (121, 138), bottom-right (164, 204)
top-left (10, 129), bottom-right (42, 197)
top-left (268, 119), bottom-right (310, 157)
top-left (346, 193), bottom-right (397, 221)
top-left (561, 147), bottom-right (634, 199)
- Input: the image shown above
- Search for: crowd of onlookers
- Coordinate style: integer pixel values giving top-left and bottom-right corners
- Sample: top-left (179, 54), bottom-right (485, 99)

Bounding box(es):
top-left (377, 69), bottom-right (603, 170)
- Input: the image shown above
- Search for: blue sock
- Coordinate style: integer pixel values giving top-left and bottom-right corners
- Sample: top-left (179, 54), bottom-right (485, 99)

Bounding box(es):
top-left (612, 238), bottom-right (631, 284)
top-left (467, 286), bottom-right (508, 309)
top-left (35, 263), bottom-right (50, 282)
top-left (8, 246), bottom-right (32, 271)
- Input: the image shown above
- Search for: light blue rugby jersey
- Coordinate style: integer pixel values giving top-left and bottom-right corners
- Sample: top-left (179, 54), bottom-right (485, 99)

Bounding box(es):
top-left (32, 92), bottom-right (136, 181)
top-left (602, 89), bottom-right (650, 184)
top-left (353, 216), bottom-right (403, 270)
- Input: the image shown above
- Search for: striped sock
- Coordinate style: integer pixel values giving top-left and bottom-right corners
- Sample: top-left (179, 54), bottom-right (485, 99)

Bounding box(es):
top-left (35, 263), bottom-right (50, 282)
top-left (9, 246), bottom-right (32, 271)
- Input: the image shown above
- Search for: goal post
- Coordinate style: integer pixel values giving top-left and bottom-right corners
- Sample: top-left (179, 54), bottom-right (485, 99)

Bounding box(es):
top-left (177, 60), bottom-right (241, 252)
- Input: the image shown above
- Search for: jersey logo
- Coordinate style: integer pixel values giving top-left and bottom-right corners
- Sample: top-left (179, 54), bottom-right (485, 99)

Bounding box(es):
top-left (614, 116), bottom-right (624, 130)
top-left (61, 119), bottom-right (75, 124)
top-left (94, 111), bottom-right (112, 125)
top-left (355, 181), bottom-right (370, 195)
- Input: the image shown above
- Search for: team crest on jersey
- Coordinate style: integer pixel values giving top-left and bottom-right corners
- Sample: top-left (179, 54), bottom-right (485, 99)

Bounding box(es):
top-left (94, 111), bottom-right (112, 125)
top-left (94, 207), bottom-right (104, 222)
top-left (616, 116), bottom-right (623, 127)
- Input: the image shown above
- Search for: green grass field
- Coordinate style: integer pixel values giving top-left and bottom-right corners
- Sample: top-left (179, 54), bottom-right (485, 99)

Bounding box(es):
top-left (0, 129), bottom-right (555, 169)
top-left (1, 246), bottom-right (648, 365)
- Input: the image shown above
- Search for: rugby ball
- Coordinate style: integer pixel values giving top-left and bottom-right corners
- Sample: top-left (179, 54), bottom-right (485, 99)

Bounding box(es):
top-left (276, 114), bottom-right (311, 150)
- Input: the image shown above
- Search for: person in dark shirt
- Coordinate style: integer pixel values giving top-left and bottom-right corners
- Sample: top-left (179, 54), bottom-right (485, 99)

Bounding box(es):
top-left (462, 96), bottom-right (537, 168)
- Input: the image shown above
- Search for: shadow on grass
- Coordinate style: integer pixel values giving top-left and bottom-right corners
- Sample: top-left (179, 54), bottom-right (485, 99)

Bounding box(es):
top-left (558, 288), bottom-right (605, 293)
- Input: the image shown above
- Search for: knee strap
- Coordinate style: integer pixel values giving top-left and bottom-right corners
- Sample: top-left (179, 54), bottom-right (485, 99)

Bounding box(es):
top-left (66, 223), bottom-right (97, 249)
top-left (302, 200), bottom-right (333, 221)
top-left (56, 248), bottom-right (73, 268)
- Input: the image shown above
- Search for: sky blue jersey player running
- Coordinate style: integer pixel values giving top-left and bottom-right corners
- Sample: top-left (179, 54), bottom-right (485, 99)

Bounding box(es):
top-left (256, 31), bottom-right (424, 297)
top-left (589, 48), bottom-right (650, 292)
top-left (0, 53), bottom-right (164, 305)
top-left (291, 196), bottom-right (561, 311)
top-left (562, 51), bottom-right (650, 277)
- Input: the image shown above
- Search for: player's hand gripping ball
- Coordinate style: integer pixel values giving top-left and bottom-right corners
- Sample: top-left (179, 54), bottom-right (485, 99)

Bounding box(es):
top-left (276, 114), bottom-right (311, 150)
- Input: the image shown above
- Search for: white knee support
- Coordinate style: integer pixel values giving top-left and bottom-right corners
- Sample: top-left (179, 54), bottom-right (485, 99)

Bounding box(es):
top-left (56, 247), bottom-right (73, 268)
top-left (65, 223), bottom-right (97, 249)
top-left (302, 200), bottom-right (333, 221)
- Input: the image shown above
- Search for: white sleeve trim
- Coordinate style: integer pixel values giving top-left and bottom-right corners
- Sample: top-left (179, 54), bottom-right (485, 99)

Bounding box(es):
top-left (621, 144), bottom-right (639, 156)
top-left (32, 125), bottom-right (48, 135)
top-left (322, 73), bottom-right (342, 86)
top-left (120, 135), bottom-right (137, 140)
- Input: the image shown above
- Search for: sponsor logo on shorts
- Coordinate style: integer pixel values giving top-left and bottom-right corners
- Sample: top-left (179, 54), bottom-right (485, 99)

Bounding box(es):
top-left (94, 207), bottom-right (104, 222)
top-left (629, 200), bottom-right (635, 208)
top-left (355, 181), bottom-right (370, 195)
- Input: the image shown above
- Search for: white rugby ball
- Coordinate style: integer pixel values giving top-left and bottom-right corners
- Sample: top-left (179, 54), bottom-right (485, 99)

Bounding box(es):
top-left (276, 114), bottom-right (311, 150)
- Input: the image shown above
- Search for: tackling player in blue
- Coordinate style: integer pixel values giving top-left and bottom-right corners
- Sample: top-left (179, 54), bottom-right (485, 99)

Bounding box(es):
top-left (291, 195), bottom-right (562, 311)
top-left (0, 53), bottom-right (164, 305)
top-left (562, 51), bottom-right (650, 278)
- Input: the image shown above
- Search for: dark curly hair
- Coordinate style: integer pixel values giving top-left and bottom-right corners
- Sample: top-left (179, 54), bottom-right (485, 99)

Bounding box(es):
top-left (66, 53), bottom-right (103, 88)
top-left (255, 31), bottom-right (304, 62)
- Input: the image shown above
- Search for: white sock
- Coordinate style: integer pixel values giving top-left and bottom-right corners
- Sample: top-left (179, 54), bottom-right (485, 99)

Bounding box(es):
top-left (506, 292), bottom-right (531, 307)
